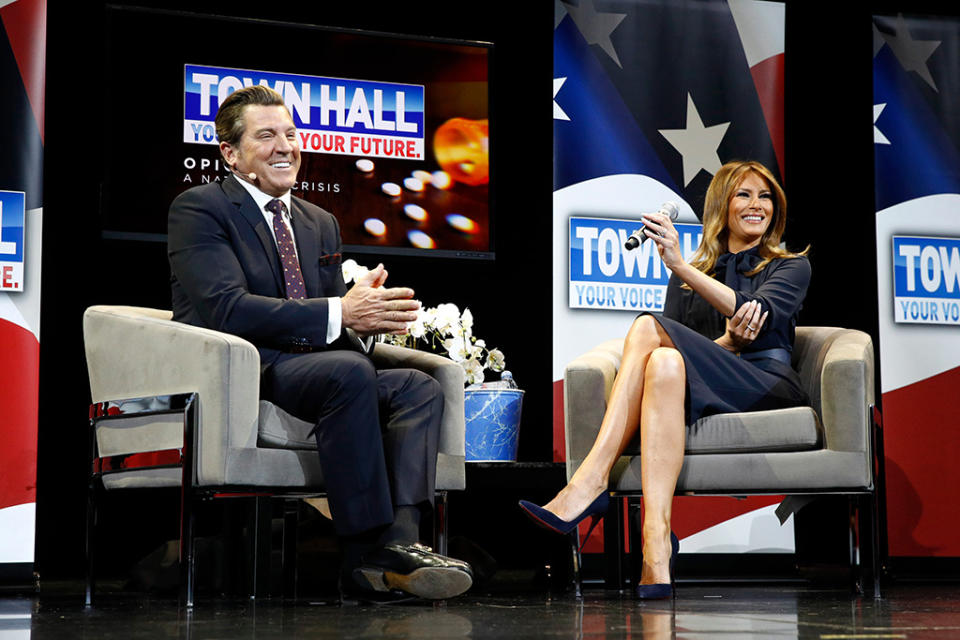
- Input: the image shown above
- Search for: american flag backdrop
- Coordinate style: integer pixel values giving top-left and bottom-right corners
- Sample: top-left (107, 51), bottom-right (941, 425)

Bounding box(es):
top-left (0, 0), bottom-right (44, 569)
top-left (552, 0), bottom-right (793, 554)
top-left (873, 12), bottom-right (960, 558)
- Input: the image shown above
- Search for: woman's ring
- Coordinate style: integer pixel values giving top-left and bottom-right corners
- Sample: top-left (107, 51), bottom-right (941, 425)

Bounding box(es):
top-left (747, 325), bottom-right (756, 331)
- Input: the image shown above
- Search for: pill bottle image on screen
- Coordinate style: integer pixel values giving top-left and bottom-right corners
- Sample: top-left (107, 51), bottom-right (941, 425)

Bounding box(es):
top-left (433, 118), bottom-right (489, 186)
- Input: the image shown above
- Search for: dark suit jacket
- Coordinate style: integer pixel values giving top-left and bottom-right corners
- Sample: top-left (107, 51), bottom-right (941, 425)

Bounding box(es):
top-left (168, 175), bottom-right (359, 368)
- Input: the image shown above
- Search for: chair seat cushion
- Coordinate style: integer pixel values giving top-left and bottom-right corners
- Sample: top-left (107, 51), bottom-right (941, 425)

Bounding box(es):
top-left (625, 406), bottom-right (823, 455)
top-left (257, 401), bottom-right (316, 450)
top-left (688, 406), bottom-right (823, 454)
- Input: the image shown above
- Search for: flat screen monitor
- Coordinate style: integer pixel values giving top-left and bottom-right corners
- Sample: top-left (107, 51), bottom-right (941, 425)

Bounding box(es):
top-left (102, 7), bottom-right (494, 259)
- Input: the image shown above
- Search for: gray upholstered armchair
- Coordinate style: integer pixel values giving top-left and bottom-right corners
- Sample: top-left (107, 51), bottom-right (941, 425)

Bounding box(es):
top-left (563, 326), bottom-right (881, 594)
top-left (83, 305), bottom-right (466, 606)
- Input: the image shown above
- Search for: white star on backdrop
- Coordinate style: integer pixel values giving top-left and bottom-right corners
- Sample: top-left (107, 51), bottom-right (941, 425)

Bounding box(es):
top-left (562, 0), bottom-right (626, 68)
top-left (658, 94), bottom-right (731, 186)
top-left (874, 103), bottom-right (890, 145)
top-left (554, 77), bottom-right (570, 121)
top-left (877, 13), bottom-right (941, 92)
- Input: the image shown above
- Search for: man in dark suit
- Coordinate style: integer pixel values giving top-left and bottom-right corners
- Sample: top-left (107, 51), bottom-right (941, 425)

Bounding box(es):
top-left (167, 85), bottom-right (472, 601)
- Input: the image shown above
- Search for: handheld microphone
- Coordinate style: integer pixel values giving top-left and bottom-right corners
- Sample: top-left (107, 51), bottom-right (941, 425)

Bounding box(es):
top-left (624, 201), bottom-right (680, 250)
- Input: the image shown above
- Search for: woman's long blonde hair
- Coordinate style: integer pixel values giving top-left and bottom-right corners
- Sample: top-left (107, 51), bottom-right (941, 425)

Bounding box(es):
top-left (687, 160), bottom-right (808, 279)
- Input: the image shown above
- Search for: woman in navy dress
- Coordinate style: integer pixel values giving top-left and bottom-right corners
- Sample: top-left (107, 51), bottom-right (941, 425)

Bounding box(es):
top-left (521, 160), bottom-right (810, 597)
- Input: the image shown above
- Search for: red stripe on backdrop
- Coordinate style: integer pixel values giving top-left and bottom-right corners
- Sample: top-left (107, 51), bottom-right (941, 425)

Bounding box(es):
top-left (883, 365), bottom-right (960, 557)
top-left (0, 319), bottom-right (39, 511)
top-left (749, 54), bottom-right (785, 178)
top-left (0, 0), bottom-right (46, 143)
top-left (669, 495), bottom-right (784, 541)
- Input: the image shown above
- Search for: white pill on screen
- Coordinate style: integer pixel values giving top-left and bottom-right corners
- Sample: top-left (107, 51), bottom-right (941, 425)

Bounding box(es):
top-left (431, 171), bottom-right (452, 190)
top-left (407, 230), bottom-right (435, 249)
top-left (404, 177), bottom-right (425, 192)
top-left (446, 214), bottom-right (478, 233)
top-left (364, 218), bottom-right (387, 236)
top-left (404, 204), bottom-right (428, 222)
top-left (412, 170), bottom-right (432, 184)
top-left (356, 158), bottom-right (375, 172)
top-left (381, 182), bottom-right (402, 197)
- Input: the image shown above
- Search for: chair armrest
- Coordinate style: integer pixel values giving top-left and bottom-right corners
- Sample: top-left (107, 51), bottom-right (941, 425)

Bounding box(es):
top-left (83, 305), bottom-right (261, 485)
top-left (371, 342), bottom-right (465, 459)
top-left (819, 329), bottom-right (875, 453)
top-left (563, 339), bottom-right (624, 477)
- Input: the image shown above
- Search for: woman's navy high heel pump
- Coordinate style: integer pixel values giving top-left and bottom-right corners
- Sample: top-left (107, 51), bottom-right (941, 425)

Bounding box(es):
top-left (635, 531), bottom-right (679, 600)
top-left (518, 491), bottom-right (610, 549)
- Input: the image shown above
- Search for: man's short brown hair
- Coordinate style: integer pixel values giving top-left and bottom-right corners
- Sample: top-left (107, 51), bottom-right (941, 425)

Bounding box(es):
top-left (215, 85), bottom-right (287, 146)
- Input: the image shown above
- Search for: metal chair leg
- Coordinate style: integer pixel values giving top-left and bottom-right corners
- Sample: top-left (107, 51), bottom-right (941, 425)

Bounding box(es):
top-left (863, 492), bottom-right (882, 598)
top-left (282, 499), bottom-right (299, 599)
top-left (603, 496), bottom-right (626, 591)
top-left (85, 410), bottom-right (100, 608)
top-left (84, 478), bottom-right (99, 607)
top-left (179, 491), bottom-right (197, 608)
top-left (249, 496), bottom-right (272, 599)
top-left (434, 491), bottom-right (449, 556)
top-left (628, 501), bottom-right (643, 591)
top-left (179, 394), bottom-right (199, 608)
top-left (849, 492), bottom-right (882, 598)
top-left (569, 527), bottom-right (584, 598)
top-left (870, 404), bottom-right (886, 599)
top-left (848, 495), bottom-right (863, 595)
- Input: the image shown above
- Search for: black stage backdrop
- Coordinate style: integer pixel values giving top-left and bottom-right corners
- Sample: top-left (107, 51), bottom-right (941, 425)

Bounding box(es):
top-left (36, 1), bottom-right (959, 582)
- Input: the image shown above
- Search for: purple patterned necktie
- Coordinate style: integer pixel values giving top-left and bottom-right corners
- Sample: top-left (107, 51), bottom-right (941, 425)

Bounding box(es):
top-left (266, 198), bottom-right (307, 300)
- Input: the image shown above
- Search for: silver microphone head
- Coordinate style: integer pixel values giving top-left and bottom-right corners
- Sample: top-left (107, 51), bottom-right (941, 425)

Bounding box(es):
top-left (661, 201), bottom-right (679, 221)
top-left (623, 202), bottom-right (680, 250)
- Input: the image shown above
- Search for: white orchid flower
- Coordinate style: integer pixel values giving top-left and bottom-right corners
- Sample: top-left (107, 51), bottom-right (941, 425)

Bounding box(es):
top-left (420, 307), bottom-right (439, 331)
top-left (337, 262), bottom-right (510, 388)
top-left (443, 336), bottom-right (469, 362)
top-left (461, 308), bottom-right (474, 331)
top-left (434, 303), bottom-right (461, 335)
top-left (462, 358), bottom-right (485, 385)
top-left (486, 348), bottom-right (506, 372)
top-left (409, 315), bottom-right (427, 339)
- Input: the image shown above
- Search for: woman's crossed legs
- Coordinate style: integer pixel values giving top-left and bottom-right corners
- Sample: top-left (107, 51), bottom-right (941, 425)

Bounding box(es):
top-left (544, 315), bottom-right (686, 585)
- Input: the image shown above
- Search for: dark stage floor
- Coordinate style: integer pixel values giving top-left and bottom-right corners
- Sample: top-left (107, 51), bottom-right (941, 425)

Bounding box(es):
top-left (4, 581), bottom-right (960, 639)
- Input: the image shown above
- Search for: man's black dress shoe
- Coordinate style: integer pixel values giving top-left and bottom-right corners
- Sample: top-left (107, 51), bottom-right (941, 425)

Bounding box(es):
top-left (345, 543), bottom-right (473, 601)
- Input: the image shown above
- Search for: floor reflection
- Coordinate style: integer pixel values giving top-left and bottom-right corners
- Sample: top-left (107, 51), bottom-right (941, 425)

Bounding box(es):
top-left (358, 609), bottom-right (473, 638)
top-left (569, 588), bottom-right (804, 639)
top-left (12, 583), bottom-right (960, 639)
